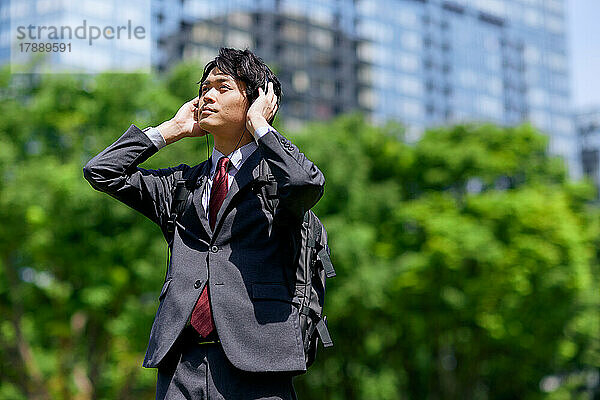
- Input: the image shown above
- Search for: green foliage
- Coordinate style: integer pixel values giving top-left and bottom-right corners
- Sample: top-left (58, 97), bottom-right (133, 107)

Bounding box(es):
top-left (292, 115), bottom-right (600, 399)
top-left (411, 124), bottom-right (567, 193)
top-left (0, 65), bottom-right (195, 399)
top-left (0, 65), bottom-right (598, 399)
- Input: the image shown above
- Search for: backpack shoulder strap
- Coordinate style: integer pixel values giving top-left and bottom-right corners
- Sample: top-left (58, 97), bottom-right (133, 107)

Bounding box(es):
top-left (308, 211), bottom-right (336, 278)
top-left (166, 164), bottom-right (204, 240)
top-left (163, 164), bottom-right (204, 283)
top-left (255, 159), bottom-right (278, 213)
top-left (258, 159), bottom-right (277, 196)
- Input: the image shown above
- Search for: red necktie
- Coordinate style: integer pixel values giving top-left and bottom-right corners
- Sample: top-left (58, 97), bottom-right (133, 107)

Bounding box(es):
top-left (191, 156), bottom-right (229, 338)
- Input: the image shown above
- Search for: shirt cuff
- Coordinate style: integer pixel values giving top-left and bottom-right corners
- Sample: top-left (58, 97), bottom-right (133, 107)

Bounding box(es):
top-left (252, 126), bottom-right (275, 141)
top-left (142, 126), bottom-right (167, 150)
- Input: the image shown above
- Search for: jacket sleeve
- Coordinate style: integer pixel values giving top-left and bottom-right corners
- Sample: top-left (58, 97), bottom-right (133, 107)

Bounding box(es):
top-left (257, 128), bottom-right (325, 219)
top-left (83, 124), bottom-right (184, 236)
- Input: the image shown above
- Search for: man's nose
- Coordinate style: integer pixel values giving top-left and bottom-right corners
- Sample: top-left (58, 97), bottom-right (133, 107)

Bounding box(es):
top-left (202, 87), bottom-right (217, 102)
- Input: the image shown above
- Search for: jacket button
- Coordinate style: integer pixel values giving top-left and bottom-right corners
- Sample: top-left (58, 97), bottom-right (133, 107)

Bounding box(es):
top-left (194, 280), bottom-right (203, 289)
top-left (210, 245), bottom-right (219, 253)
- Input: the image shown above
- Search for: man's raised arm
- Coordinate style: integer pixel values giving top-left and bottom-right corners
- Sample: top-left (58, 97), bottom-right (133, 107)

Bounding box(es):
top-left (246, 83), bottom-right (325, 218)
top-left (83, 98), bottom-right (207, 230)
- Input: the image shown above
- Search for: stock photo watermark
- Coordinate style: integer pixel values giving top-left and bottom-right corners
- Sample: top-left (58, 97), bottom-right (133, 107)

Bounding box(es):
top-left (16, 20), bottom-right (147, 46)
top-left (10, 1), bottom-right (151, 73)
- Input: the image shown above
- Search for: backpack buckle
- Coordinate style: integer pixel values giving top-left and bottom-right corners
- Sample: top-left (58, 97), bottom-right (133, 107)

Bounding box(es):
top-left (166, 218), bottom-right (175, 234)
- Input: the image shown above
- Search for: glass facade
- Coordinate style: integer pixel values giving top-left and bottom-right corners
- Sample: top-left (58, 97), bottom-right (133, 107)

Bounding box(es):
top-left (577, 110), bottom-right (600, 195)
top-left (0, 0), bottom-right (577, 175)
top-left (354, 0), bottom-right (575, 175)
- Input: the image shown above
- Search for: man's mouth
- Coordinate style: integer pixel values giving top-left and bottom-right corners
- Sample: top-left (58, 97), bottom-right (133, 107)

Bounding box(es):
top-left (201, 107), bottom-right (216, 115)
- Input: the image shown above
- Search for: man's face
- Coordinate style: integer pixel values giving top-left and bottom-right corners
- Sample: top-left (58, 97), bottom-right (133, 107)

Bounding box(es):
top-left (197, 67), bottom-right (249, 134)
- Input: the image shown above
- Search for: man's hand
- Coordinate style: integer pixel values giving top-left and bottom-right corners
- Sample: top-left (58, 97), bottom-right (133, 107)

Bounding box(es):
top-left (158, 97), bottom-right (208, 145)
top-left (246, 81), bottom-right (279, 134)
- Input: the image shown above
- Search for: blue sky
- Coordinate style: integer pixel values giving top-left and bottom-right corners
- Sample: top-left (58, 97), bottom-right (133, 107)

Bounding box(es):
top-left (568, 0), bottom-right (600, 111)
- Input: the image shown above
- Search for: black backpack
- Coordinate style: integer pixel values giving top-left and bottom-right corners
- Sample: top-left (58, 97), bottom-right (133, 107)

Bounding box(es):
top-left (165, 159), bottom-right (335, 368)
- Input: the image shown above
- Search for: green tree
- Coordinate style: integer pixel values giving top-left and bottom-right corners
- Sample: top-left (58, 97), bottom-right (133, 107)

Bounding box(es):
top-left (0, 63), bottom-right (209, 399)
top-left (293, 116), bottom-right (600, 399)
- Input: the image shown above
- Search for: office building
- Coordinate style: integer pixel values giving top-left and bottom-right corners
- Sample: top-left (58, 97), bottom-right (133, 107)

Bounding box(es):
top-left (1, 0), bottom-right (578, 175)
top-left (159, 7), bottom-right (360, 128)
top-left (578, 110), bottom-right (600, 195)
top-left (153, 0), bottom-right (576, 175)
top-left (355, 0), bottom-right (575, 174)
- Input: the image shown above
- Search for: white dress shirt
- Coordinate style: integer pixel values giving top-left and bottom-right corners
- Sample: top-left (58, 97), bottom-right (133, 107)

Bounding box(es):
top-left (201, 141), bottom-right (257, 217)
top-left (143, 125), bottom-right (274, 218)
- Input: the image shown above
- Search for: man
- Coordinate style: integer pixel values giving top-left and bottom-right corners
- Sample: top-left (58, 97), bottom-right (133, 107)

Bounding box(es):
top-left (83, 48), bottom-right (325, 399)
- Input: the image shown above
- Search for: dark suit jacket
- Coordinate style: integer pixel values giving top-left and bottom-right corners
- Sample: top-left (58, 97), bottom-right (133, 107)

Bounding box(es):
top-left (83, 125), bottom-right (325, 374)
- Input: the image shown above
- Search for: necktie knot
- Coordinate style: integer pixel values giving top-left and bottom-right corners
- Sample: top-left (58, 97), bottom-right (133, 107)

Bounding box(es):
top-left (217, 156), bottom-right (230, 174)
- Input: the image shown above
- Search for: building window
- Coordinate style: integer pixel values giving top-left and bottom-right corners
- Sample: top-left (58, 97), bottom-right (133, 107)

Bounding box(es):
top-left (393, 9), bottom-right (419, 27)
top-left (359, 89), bottom-right (376, 109)
top-left (228, 12), bottom-right (252, 29)
top-left (529, 110), bottom-right (551, 129)
top-left (310, 29), bottom-right (333, 50)
top-left (358, 66), bottom-right (373, 84)
top-left (226, 30), bottom-right (252, 49)
top-left (528, 88), bottom-right (548, 107)
top-left (477, 95), bottom-right (503, 119)
top-left (547, 52), bottom-right (566, 72)
top-left (552, 116), bottom-right (573, 135)
top-left (523, 8), bottom-right (542, 28)
top-left (357, 42), bottom-right (377, 63)
top-left (282, 21), bottom-right (305, 42)
top-left (193, 24), bottom-right (223, 45)
top-left (398, 76), bottom-right (424, 96)
top-left (310, 5), bottom-right (334, 24)
top-left (283, 47), bottom-right (303, 65)
top-left (401, 98), bottom-right (424, 119)
top-left (292, 71), bottom-right (310, 93)
top-left (396, 54), bottom-right (419, 72)
top-left (546, 16), bottom-right (564, 34)
top-left (357, 20), bottom-right (392, 42)
top-left (401, 31), bottom-right (421, 50)
top-left (546, 0), bottom-right (563, 14)
top-left (475, 0), bottom-right (506, 17)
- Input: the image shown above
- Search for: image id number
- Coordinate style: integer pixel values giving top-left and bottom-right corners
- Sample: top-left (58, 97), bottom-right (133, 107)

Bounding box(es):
top-left (19, 42), bottom-right (72, 52)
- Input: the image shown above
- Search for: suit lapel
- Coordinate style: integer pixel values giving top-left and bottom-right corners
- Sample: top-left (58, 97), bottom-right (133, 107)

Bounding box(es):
top-left (193, 161), bottom-right (212, 237)
top-left (213, 148), bottom-right (263, 234)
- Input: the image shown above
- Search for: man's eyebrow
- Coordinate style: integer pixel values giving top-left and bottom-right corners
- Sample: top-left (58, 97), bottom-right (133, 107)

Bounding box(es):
top-left (200, 77), bottom-right (233, 87)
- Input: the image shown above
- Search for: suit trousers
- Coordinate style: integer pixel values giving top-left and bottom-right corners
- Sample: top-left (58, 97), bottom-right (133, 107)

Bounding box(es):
top-left (155, 327), bottom-right (299, 400)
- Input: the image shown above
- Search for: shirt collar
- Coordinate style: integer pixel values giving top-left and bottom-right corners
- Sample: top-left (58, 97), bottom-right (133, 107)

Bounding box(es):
top-left (210, 140), bottom-right (258, 176)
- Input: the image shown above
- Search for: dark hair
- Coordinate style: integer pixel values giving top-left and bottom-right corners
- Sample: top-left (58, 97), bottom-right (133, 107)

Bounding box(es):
top-left (199, 47), bottom-right (282, 124)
